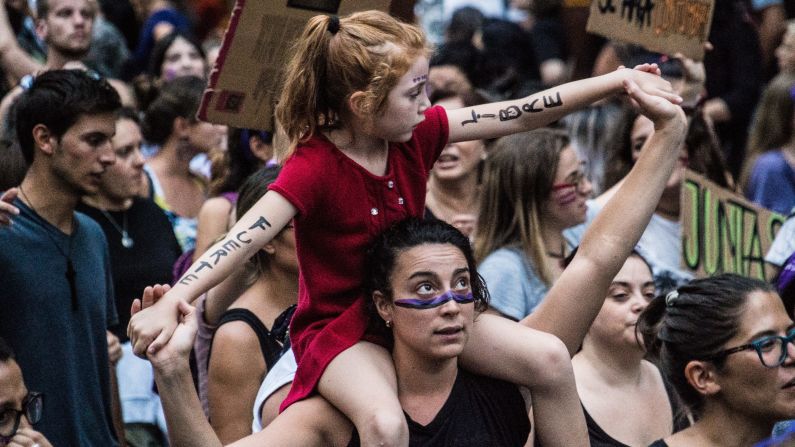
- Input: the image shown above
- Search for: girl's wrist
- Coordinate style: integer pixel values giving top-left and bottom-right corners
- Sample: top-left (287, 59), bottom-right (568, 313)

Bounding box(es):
top-left (609, 67), bottom-right (635, 94)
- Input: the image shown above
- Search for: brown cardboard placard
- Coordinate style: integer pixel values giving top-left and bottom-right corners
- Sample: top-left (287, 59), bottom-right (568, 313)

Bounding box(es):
top-left (586, 0), bottom-right (715, 60)
top-left (198, 0), bottom-right (392, 131)
top-left (680, 170), bottom-right (786, 281)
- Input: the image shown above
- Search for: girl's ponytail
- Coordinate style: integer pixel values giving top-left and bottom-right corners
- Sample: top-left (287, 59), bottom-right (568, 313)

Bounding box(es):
top-left (276, 15), bottom-right (337, 156)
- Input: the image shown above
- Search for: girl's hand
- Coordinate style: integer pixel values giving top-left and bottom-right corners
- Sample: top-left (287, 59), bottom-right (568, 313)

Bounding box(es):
top-left (623, 78), bottom-right (686, 131)
top-left (137, 294), bottom-right (198, 375)
top-left (128, 284), bottom-right (180, 358)
top-left (0, 187), bottom-right (19, 227)
top-left (618, 66), bottom-right (682, 105)
top-left (630, 62), bottom-right (661, 76)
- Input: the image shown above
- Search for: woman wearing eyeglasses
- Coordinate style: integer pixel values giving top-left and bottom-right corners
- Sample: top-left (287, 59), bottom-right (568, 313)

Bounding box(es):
top-left (638, 274), bottom-right (795, 447)
top-left (0, 338), bottom-right (50, 447)
top-left (474, 128), bottom-right (593, 320)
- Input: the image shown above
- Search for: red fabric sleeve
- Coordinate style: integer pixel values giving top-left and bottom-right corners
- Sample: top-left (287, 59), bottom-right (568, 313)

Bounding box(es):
top-left (413, 105), bottom-right (450, 172)
top-left (268, 142), bottom-right (327, 217)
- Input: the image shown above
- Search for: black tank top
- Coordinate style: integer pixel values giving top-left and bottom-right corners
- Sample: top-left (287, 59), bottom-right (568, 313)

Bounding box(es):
top-left (584, 375), bottom-right (689, 447)
top-left (347, 369), bottom-right (530, 446)
top-left (208, 305), bottom-right (295, 370)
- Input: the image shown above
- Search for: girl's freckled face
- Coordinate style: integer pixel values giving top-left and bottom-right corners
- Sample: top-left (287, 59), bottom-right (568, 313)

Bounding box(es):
top-left (371, 56), bottom-right (431, 142)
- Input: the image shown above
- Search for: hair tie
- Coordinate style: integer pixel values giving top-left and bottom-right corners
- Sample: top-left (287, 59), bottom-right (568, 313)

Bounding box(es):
top-left (665, 290), bottom-right (679, 307)
top-left (327, 16), bottom-right (340, 35)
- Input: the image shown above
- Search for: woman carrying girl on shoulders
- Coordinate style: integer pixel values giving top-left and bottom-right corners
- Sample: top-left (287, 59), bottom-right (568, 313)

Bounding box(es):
top-left (129, 10), bottom-right (684, 447)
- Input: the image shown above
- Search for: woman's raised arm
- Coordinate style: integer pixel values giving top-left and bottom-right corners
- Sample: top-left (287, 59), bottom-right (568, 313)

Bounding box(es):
top-left (522, 78), bottom-right (687, 355)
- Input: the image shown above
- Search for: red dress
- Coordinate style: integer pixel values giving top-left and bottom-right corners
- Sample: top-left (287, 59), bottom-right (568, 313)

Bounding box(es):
top-left (270, 106), bottom-right (449, 409)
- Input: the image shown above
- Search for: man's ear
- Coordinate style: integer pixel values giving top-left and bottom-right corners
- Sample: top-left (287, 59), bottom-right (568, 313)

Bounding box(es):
top-left (32, 124), bottom-right (56, 156)
top-left (684, 360), bottom-right (722, 398)
top-left (373, 291), bottom-right (393, 324)
top-left (347, 91), bottom-right (373, 119)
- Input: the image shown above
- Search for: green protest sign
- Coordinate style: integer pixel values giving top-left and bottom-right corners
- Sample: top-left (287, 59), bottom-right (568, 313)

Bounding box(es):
top-left (681, 170), bottom-right (786, 281)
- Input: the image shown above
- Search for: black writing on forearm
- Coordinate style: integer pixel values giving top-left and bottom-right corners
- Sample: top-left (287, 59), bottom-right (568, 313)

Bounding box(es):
top-left (177, 215), bottom-right (271, 286)
top-left (460, 91), bottom-right (564, 126)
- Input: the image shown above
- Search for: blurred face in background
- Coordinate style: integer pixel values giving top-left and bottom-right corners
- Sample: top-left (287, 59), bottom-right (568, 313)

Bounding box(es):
top-left (587, 255), bottom-right (655, 350)
top-left (187, 120), bottom-right (227, 155)
top-left (432, 96), bottom-right (485, 183)
top-left (160, 36), bottom-right (207, 81)
top-left (37, 0), bottom-right (95, 59)
top-left (631, 115), bottom-right (688, 191)
top-left (543, 145), bottom-right (592, 230)
top-left (99, 117), bottom-right (145, 201)
top-left (777, 29), bottom-right (795, 74)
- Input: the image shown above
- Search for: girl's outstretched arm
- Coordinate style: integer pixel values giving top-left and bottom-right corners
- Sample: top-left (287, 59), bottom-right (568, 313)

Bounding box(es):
top-left (128, 190), bottom-right (297, 357)
top-left (522, 78), bottom-right (687, 355)
top-left (446, 65), bottom-right (681, 143)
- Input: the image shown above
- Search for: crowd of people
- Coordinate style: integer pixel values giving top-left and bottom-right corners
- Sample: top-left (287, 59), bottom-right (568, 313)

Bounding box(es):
top-left (1, 1), bottom-right (795, 446)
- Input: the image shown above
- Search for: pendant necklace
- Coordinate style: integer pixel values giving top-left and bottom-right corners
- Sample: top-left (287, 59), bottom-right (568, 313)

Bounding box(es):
top-left (99, 208), bottom-right (134, 249)
top-left (19, 186), bottom-right (78, 310)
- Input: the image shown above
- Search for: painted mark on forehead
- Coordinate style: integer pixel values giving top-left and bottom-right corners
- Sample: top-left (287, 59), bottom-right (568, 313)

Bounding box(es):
top-left (412, 75), bottom-right (428, 84)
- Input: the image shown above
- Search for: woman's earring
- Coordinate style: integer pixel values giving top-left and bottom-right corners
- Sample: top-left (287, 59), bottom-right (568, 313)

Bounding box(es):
top-left (385, 320), bottom-right (392, 328)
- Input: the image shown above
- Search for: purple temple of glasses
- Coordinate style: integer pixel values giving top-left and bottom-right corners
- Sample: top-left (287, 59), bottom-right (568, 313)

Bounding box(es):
top-left (393, 291), bottom-right (475, 309)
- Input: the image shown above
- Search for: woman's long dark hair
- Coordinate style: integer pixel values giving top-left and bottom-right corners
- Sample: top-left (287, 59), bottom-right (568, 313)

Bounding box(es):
top-left (363, 218), bottom-right (490, 335)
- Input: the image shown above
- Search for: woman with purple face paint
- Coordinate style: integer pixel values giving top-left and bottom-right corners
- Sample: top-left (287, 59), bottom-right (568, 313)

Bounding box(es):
top-left (475, 128), bottom-right (593, 321)
top-left (148, 31), bottom-right (208, 82)
top-left (143, 218), bottom-right (533, 446)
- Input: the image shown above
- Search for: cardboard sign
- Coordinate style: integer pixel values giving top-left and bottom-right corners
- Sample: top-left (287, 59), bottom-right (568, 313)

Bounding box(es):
top-left (681, 170), bottom-right (786, 281)
top-left (586, 0), bottom-right (715, 60)
top-left (198, 0), bottom-right (392, 131)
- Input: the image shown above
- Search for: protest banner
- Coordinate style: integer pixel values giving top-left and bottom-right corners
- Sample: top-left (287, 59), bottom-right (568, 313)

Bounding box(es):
top-left (586, 0), bottom-right (715, 60)
top-left (681, 170), bottom-right (786, 281)
top-left (198, 0), bottom-right (392, 131)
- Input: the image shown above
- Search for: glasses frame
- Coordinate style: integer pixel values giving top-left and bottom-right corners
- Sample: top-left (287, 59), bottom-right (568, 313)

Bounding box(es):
top-left (0, 391), bottom-right (43, 441)
top-left (707, 330), bottom-right (795, 368)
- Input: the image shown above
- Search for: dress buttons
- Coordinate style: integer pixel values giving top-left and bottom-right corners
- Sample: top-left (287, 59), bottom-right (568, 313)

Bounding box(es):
top-left (398, 197), bottom-right (404, 205)
top-left (387, 181), bottom-right (394, 189)
top-left (371, 208), bottom-right (379, 216)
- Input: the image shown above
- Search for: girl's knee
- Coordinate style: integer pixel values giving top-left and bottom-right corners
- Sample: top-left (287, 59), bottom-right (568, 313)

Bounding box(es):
top-left (359, 409), bottom-right (409, 447)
